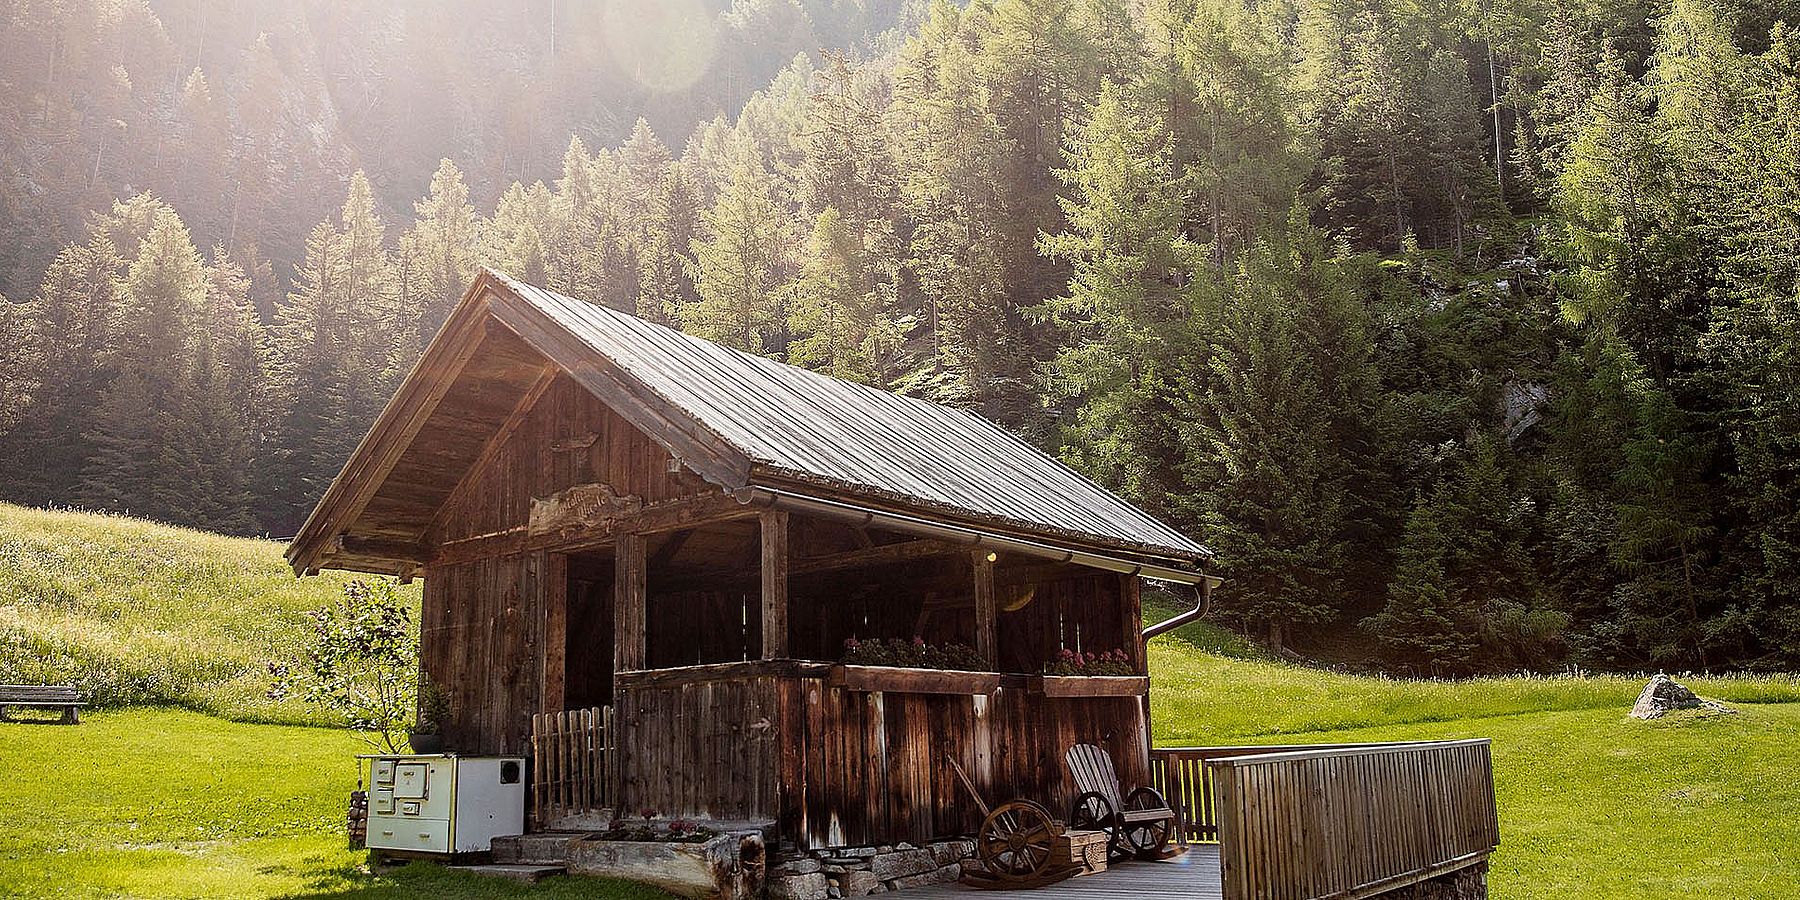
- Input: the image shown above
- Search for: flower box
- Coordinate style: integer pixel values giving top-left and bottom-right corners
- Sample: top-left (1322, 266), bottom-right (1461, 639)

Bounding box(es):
top-left (1030, 675), bottom-right (1149, 698)
top-left (826, 664), bottom-right (1002, 695)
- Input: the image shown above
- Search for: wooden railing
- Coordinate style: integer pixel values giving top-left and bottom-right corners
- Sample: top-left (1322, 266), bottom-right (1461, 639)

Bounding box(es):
top-left (530, 705), bottom-right (614, 829)
top-left (1150, 743), bottom-right (1392, 844)
top-left (1160, 740), bottom-right (1499, 900)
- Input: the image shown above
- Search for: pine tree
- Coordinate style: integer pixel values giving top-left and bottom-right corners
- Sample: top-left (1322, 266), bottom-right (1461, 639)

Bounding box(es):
top-left (1179, 214), bottom-right (1383, 654)
top-left (683, 140), bottom-right (791, 353)
top-left (1166, 0), bottom-right (1304, 265)
top-left (79, 206), bottom-right (209, 521)
top-left (1363, 501), bottom-right (1475, 670)
top-left (486, 181), bottom-right (553, 288)
top-left (1040, 85), bottom-right (1198, 516)
top-left (783, 207), bottom-right (901, 383)
top-left (398, 159), bottom-right (479, 345)
top-left (0, 237), bottom-right (122, 504)
top-left (892, 0), bottom-right (1014, 408)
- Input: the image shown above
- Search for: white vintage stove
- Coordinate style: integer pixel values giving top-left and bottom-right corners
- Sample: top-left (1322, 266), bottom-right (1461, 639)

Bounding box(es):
top-left (360, 754), bottom-right (525, 856)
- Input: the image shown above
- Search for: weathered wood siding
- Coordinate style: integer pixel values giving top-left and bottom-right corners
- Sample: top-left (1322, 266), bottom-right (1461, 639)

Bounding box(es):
top-left (788, 679), bottom-right (1149, 850)
top-left (421, 550), bottom-right (549, 754)
top-left (614, 667), bottom-right (786, 822)
top-left (432, 373), bottom-right (714, 545)
top-left (606, 664), bottom-right (1150, 850)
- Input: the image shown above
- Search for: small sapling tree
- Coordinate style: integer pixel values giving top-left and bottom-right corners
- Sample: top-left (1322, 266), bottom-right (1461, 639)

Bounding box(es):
top-left (269, 579), bottom-right (420, 752)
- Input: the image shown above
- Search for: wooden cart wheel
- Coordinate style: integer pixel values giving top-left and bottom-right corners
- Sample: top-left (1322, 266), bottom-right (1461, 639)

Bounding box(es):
top-left (976, 800), bottom-right (1057, 879)
top-left (1069, 791), bottom-right (1129, 861)
top-left (1124, 787), bottom-right (1172, 856)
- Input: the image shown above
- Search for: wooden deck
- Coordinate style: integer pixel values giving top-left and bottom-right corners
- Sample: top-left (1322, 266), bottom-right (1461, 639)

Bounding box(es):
top-left (907, 848), bottom-right (1223, 900)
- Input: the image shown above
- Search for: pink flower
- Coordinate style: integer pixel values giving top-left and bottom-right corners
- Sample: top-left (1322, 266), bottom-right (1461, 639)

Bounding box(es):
top-left (912, 636), bottom-right (926, 647)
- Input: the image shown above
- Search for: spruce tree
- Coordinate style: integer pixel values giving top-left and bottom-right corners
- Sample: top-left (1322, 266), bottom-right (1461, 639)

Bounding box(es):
top-left (398, 159), bottom-right (479, 345)
top-left (683, 139), bottom-right (791, 354)
top-left (79, 206), bottom-right (209, 521)
top-left (1040, 84), bottom-right (1198, 517)
top-left (0, 237), bottom-right (122, 504)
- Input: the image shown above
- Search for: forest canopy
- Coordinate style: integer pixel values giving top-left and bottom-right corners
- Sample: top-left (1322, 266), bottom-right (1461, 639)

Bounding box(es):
top-left (2, 0), bottom-right (1799, 674)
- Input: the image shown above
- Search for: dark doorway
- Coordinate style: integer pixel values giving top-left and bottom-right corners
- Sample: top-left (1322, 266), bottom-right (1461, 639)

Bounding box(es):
top-left (565, 550), bottom-right (615, 709)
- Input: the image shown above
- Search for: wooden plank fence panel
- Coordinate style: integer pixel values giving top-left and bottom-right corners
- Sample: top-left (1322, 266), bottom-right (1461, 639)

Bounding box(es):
top-left (1149, 740), bottom-right (1497, 900)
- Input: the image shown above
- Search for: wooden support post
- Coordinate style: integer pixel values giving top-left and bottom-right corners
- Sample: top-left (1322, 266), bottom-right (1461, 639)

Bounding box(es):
top-left (761, 509), bottom-right (789, 659)
top-left (1121, 574), bottom-right (1144, 673)
top-left (973, 550), bottom-right (996, 669)
top-left (615, 533), bottom-right (646, 672)
top-left (540, 552), bottom-right (568, 712)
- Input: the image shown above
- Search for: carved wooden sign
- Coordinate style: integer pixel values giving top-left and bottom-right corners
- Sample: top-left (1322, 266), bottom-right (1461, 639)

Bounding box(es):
top-left (528, 481), bottom-right (644, 537)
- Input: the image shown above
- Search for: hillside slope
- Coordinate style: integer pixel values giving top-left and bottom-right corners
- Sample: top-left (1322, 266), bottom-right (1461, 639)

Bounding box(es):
top-left (2, 505), bottom-right (1798, 898)
top-left (0, 502), bottom-right (414, 723)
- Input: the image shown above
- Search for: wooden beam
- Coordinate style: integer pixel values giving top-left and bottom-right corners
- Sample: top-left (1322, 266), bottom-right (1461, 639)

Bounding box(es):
top-left (1121, 573), bottom-right (1144, 673)
top-left (335, 534), bottom-right (427, 562)
top-left (614, 532), bottom-right (646, 672)
top-left (429, 491), bottom-right (763, 567)
top-left (656, 538), bottom-right (961, 593)
top-left (761, 509), bottom-right (789, 659)
top-left (648, 528), bottom-right (698, 569)
top-left (541, 551), bottom-right (568, 713)
top-left (422, 363), bottom-right (559, 546)
top-left (973, 549), bottom-right (997, 668)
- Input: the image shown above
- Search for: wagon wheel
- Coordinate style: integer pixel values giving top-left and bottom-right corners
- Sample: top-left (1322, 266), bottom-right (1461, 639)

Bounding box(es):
top-left (976, 800), bottom-right (1057, 879)
top-left (1069, 791), bottom-right (1130, 862)
top-left (1123, 787), bottom-right (1172, 857)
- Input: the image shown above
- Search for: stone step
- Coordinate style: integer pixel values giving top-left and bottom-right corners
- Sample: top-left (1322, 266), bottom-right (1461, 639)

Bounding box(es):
top-left (491, 832), bottom-right (587, 865)
top-left (448, 864), bottom-right (566, 883)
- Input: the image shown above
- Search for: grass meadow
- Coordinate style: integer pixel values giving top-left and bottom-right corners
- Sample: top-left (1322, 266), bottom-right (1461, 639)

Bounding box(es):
top-left (3, 502), bottom-right (1798, 898)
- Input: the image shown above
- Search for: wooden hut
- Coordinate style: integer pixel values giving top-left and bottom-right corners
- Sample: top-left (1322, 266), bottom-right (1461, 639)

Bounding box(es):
top-left (288, 269), bottom-right (1218, 851)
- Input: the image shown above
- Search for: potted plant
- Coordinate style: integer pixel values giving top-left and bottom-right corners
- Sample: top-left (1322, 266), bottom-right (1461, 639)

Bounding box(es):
top-left (407, 675), bottom-right (450, 754)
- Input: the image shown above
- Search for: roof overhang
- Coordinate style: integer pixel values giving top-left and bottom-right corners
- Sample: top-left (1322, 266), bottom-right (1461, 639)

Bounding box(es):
top-left (742, 486), bottom-right (1219, 586)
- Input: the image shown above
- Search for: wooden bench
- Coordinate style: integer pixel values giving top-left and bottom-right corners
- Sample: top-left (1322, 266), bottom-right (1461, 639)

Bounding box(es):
top-left (0, 684), bottom-right (86, 724)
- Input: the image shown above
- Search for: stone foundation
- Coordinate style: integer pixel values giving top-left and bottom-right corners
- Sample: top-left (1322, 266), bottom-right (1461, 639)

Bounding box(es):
top-left (1381, 860), bottom-right (1488, 900)
top-left (767, 840), bottom-right (974, 900)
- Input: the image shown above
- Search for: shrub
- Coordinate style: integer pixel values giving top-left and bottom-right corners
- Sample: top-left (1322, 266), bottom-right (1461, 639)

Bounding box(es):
top-left (267, 579), bottom-right (418, 751)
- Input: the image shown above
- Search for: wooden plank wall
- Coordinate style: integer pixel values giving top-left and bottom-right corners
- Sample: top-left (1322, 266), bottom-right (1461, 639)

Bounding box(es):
top-left (432, 374), bottom-right (711, 544)
top-left (788, 681), bottom-right (1149, 850)
top-left (1208, 740), bottom-right (1500, 900)
top-left (420, 550), bottom-right (548, 754)
top-left (606, 666), bottom-right (1149, 850)
top-left (614, 671), bottom-right (785, 822)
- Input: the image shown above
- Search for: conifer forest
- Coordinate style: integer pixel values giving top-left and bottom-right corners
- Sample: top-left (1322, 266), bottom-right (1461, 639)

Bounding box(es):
top-left (3, 0), bottom-right (1798, 674)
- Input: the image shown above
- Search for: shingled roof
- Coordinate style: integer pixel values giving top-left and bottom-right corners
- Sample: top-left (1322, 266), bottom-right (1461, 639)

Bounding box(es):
top-left (287, 269), bottom-right (1208, 574)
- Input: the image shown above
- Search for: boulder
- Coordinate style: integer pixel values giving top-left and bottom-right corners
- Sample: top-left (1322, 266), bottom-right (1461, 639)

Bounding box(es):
top-left (839, 870), bottom-right (883, 896)
top-left (886, 863), bottom-right (962, 890)
top-left (929, 840), bottom-right (973, 866)
top-left (773, 858), bottom-right (823, 877)
top-left (768, 872), bottom-right (830, 900)
top-left (868, 850), bottom-right (938, 881)
top-left (1630, 674), bottom-right (1734, 719)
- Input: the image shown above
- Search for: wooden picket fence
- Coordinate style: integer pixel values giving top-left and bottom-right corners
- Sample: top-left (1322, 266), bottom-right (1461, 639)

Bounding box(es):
top-left (530, 705), bottom-right (614, 829)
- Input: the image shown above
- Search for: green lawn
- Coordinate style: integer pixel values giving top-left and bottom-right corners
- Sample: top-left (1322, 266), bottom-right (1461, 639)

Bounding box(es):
top-left (1146, 623), bottom-right (1800, 900)
top-left (0, 708), bottom-right (667, 900)
top-left (4, 503), bottom-right (1798, 898)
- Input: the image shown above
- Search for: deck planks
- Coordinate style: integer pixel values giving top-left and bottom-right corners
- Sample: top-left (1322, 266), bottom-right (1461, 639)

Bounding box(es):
top-left (905, 849), bottom-right (1223, 900)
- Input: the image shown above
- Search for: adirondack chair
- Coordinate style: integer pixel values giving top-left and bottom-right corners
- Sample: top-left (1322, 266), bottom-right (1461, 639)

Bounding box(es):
top-left (1064, 743), bottom-right (1174, 860)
